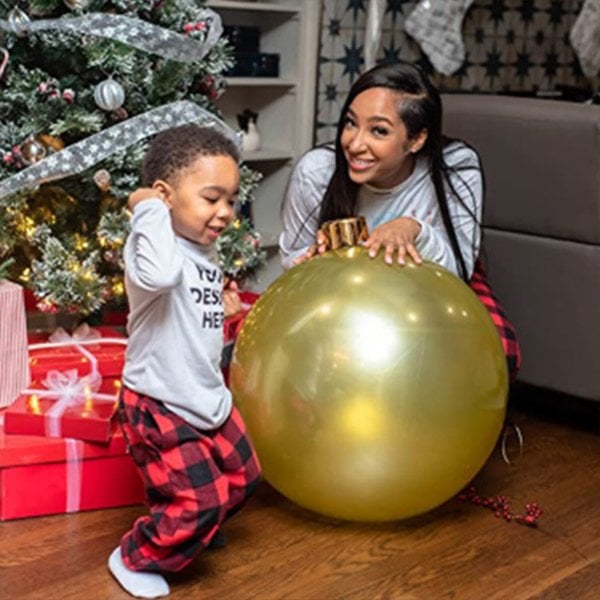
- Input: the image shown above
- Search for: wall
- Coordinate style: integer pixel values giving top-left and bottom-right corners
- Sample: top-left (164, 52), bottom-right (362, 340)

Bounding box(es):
top-left (316, 0), bottom-right (600, 144)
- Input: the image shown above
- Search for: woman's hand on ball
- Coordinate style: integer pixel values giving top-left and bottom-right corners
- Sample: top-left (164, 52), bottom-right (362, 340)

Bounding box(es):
top-left (363, 217), bottom-right (422, 266)
top-left (293, 230), bottom-right (329, 265)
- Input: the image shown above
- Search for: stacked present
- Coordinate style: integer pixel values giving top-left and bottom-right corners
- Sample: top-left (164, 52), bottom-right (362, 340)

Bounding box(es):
top-left (0, 278), bottom-right (30, 410)
top-left (7, 324), bottom-right (126, 443)
top-left (0, 420), bottom-right (145, 521)
top-left (0, 279), bottom-right (144, 521)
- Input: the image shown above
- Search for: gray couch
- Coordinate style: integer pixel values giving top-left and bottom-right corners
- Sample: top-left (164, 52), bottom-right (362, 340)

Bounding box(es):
top-left (442, 94), bottom-right (600, 402)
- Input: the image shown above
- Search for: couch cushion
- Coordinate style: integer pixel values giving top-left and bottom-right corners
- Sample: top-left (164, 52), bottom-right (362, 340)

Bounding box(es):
top-left (483, 228), bottom-right (600, 400)
top-left (442, 94), bottom-right (600, 245)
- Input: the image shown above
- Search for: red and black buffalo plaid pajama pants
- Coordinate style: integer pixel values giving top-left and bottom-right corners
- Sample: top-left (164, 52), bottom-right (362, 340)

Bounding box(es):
top-left (470, 260), bottom-right (521, 382)
top-left (117, 388), bottom-right (261, 573)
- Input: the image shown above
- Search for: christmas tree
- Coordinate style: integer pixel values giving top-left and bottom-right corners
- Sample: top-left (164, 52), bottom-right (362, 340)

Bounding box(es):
top-left (0, 0), bottom-right (265, 317)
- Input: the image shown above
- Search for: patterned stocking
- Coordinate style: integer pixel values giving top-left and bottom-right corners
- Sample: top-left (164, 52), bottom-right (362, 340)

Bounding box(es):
top-left (569, 0), bottom-right (600, 78)
top-left (404, 0), bottom-right (476, 75)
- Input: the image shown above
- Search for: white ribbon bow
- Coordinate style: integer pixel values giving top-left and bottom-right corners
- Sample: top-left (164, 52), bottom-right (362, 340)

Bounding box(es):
top-left (48, 322), bottom-right (102, 344)
top-left (41, 367), bottom-right (104, 437)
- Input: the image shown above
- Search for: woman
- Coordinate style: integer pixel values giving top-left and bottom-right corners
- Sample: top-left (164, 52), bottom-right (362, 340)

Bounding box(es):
top-left (279, 61), bottom-right (520, 380)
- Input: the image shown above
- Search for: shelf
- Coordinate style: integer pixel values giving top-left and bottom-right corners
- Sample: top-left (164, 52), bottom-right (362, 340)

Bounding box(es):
top-left (207, 1), bottom-right (300, 13)
top-left (209, 0), bottom-right (320, 292)
top-left (225, 77), bottom-right (296, 87)
top-left (242, 148), bottom-right (293, 162)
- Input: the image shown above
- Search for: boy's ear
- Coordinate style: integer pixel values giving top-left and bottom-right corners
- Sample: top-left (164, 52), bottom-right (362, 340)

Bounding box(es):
top-left (152, 180), bottom-right (173, 207)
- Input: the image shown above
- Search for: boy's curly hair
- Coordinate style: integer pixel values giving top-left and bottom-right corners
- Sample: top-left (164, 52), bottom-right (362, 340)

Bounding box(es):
top-left (142, 124), bottom-right (240, 186)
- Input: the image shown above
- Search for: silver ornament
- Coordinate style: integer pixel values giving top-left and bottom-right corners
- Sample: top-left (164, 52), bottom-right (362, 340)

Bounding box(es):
top-left (7, 7), bottom-right (31, 37)
top-left (21, 137), bottom-right (47, 166)
top-left (63, 0), bottom-right (93, 10)
top-left (93, 169), bottom-right (111, 192)
top-left (94, 78), bottom-right (126, 111)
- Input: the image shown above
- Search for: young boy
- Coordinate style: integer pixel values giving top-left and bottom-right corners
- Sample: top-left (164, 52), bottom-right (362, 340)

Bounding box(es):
top-left (109, 124), bottom-right (261, 599)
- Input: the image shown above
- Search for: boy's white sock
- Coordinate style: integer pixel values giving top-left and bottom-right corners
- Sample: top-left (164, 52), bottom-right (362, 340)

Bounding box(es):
top-left (108, 547), bottom-right (170, 599)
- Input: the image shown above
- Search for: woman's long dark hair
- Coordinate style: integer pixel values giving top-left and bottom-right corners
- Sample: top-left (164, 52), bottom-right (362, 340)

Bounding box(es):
top-left (319, 61), bottom-right (480, 282)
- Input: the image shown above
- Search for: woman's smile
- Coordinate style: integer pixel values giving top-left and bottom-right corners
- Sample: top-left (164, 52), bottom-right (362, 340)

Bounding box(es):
top-left (347, 156), bottom-right (376, 172)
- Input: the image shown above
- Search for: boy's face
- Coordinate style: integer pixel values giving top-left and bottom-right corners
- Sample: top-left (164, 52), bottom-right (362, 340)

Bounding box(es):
top-left (164, 154), bottom-right (239, 246)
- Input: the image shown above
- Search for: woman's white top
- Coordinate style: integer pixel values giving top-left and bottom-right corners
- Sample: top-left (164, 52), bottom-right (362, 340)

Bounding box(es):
top-left (279, 141), bottom-right (482, 278)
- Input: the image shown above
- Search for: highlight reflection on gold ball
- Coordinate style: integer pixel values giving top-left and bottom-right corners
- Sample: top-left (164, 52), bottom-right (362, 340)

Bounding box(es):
top-left (231, 247), bottom-right (508, 522)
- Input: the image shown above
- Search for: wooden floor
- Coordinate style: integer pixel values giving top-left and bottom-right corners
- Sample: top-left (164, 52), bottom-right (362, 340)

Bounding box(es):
top-left (2, 386), bottom-right (599, 600)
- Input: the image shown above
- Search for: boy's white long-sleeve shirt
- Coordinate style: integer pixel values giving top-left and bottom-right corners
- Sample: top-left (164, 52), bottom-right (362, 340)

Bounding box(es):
top-left (122, 199), bottom-right (231, 430)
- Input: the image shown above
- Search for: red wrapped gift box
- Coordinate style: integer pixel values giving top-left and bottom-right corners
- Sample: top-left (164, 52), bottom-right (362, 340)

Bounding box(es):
top-left (3, 377), bottom-right (122, 443)
top-left (28, 325), bottom-right (127, 380)
top-left (0, 417), bottom-right (144, 521)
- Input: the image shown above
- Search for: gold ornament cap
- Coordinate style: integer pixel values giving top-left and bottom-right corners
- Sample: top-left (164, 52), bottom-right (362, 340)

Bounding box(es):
top-left (320, 217), bottom-right (369, 250)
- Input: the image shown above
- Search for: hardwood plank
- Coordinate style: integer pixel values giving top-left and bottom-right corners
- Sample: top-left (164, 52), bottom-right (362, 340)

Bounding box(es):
top-left (1, 395), bottom-right (599, 600)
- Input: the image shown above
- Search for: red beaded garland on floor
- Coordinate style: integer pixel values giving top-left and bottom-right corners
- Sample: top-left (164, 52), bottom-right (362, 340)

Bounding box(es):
top-left (458, 486), bottom-right (543, 527)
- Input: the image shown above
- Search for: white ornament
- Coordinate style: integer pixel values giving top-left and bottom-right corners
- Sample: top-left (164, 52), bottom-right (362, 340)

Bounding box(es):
top-left (237, 110), bottom-right (261, 153)
top-left (63, 0), bottom-right (93, 10)
top-left (7, 7), bottom-right (31, 37)
top-left (569, 0), bottom-right (600, 78)
top-left (242, 120), bottom-right (260, 153)
top-left (94, 78), bottom-right (125, 111)
top-left (404, 0), bottom-right (476, 76)
top-left (93, 169), bottom-right (111, 192)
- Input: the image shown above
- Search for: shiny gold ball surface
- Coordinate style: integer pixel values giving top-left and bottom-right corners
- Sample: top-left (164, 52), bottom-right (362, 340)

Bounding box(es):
top-left (231, 247), bottom-right (508, 522)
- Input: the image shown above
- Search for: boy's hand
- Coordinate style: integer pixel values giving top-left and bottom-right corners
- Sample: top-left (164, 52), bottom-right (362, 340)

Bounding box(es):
top-left (128, 187), bottom-right (165, 211)
top-left (223, 278), bottom-right (242, 318)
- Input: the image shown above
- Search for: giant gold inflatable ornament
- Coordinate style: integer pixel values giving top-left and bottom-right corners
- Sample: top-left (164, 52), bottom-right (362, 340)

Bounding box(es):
top-left (231, 220), bottom-right (508, 522)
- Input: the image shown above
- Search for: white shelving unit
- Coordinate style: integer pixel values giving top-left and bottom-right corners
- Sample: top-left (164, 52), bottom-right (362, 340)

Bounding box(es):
top-left (207, 0), bottom-right (321, 290)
